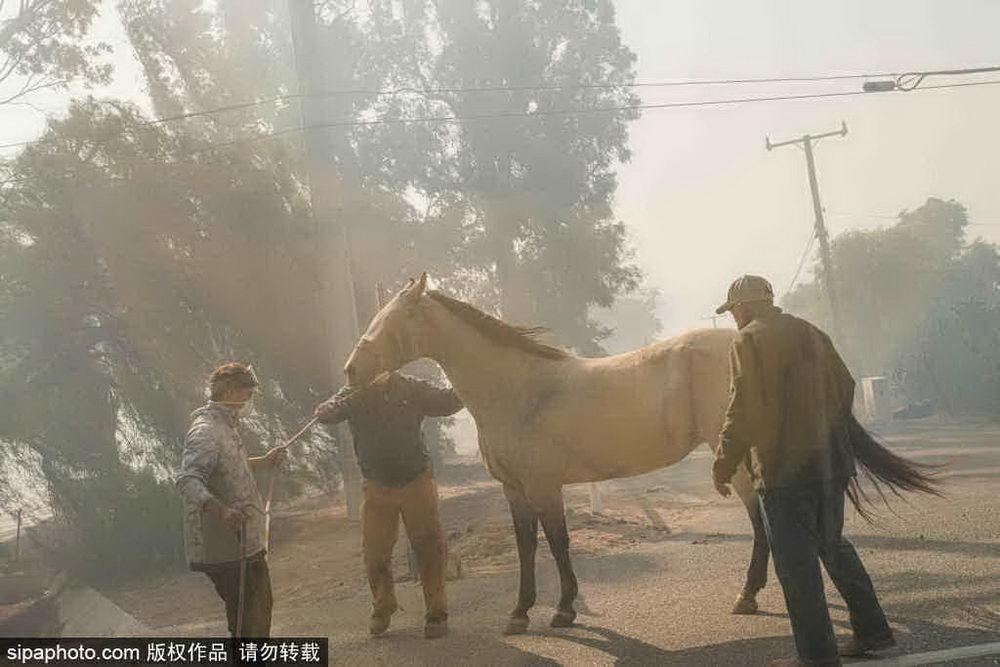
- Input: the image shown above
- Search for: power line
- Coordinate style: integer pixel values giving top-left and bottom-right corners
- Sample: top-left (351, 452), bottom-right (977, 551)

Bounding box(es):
top-left (785, 229), bottom-right (818, 296)
top-left (865, 65), bottom-right (1000, 92)
top-left (2, 77), bottom-right (999, 159)
top-left (133, 70), bottom-right (896, 126)
top-left (0, 69), bottom-right (895, 135)
top-left (194, 78), bottom-right (1000, 156)
top-left (2, 62), bottom-right (998, 150)
top-left (61, 63), bottom-right (1000, 127)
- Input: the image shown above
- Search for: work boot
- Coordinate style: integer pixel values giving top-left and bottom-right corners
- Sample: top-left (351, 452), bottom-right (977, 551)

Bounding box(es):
top-left (424, 617), bottom-right (448, 640)
top-left (838, 630), bottom-right (896, 657)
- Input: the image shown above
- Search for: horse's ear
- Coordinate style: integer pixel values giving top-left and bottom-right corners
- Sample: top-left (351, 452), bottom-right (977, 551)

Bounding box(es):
top-left (402, 272), bottom-right (427, 301)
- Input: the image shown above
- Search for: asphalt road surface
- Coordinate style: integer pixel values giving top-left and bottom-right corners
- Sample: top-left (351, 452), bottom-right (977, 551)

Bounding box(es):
top-left (320, 420), bottom-right (999, 666)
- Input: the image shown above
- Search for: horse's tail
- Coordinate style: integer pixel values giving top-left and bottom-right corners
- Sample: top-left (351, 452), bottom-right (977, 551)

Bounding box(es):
top-left (845, 415), bottom-right (944, 522)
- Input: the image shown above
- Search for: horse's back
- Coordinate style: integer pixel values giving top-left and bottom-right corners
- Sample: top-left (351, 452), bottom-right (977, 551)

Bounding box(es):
top-left (538, 328), bottom-right (736, 483)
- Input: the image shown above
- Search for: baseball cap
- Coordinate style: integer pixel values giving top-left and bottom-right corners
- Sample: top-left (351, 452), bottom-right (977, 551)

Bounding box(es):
top-left (715, 275), bottom-right (775, 314)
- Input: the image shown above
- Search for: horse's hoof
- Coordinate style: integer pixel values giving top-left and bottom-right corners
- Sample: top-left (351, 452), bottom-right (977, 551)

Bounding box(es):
top-left (550, 610), bottom-right (576, 628)
top-left (731, 595), bottom-right (759, 615)
top-left (504, 616), bottom-right (530, 635)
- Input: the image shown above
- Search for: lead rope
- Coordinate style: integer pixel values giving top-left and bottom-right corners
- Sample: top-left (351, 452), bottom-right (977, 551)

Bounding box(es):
top-left (236, 521), bottom-right (247, 638)
top-left (263, 416), bottom-right (321, 549)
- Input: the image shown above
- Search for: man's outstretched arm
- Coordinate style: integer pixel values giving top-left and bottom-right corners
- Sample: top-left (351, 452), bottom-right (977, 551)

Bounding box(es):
top-left (314, 384), bottom-right (361, 424)
top-left (408, 378), bottom-right (464, 417)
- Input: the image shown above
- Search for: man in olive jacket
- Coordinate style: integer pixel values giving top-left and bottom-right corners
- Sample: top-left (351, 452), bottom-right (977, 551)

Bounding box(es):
top-left (712, 276), bottom-right (894, 667)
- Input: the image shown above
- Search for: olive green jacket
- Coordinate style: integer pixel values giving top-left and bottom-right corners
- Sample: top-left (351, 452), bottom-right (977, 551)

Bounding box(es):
top-left (715, 307), bottom-right (857, 489)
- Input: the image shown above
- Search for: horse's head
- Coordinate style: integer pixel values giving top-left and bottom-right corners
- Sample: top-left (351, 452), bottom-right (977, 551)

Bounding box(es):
top-left (344, 272), bottom-right (430, 386)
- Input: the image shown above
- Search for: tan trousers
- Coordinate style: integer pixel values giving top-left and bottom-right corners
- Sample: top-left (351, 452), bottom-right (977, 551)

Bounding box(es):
top-left (362, 470), bottom-right (448, 622)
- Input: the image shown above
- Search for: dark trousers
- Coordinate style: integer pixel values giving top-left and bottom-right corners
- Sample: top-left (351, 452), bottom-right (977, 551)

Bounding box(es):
top-left (204, 557), bottom-right (273, 637)
top-left (759, 482), bottom-right (890, 665)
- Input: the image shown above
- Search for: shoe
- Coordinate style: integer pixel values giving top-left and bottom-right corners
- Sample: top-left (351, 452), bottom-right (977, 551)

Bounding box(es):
top-left (424, 618), bottom-right (448, 639)
top-left (838, 631), bottom-right (896, 657)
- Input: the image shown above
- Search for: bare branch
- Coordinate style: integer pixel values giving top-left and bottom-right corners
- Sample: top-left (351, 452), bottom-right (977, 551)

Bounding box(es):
top-left (1, 98), bottom-right (48, 113)
top-left (0, 74), bottom-right (64, 104)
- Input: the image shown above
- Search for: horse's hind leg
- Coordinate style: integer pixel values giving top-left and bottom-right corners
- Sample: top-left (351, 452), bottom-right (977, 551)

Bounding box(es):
top-left (534, 487), bottom-right (578, 628)
top-left (502, 484), bottom-right (538, 635)
top-left (731, 465), bottom-right (770, 614)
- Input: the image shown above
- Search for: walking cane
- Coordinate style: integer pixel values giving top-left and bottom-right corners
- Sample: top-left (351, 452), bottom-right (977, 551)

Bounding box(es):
top-left (263, 416), bottom-right (321, 548)
top-left (236, 521), bottom-right (247, 638)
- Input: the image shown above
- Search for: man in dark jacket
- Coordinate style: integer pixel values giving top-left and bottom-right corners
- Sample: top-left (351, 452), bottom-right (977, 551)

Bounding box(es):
top-left (314, 372), bottom-right (463, 639)
top-left (712, 276), bottom-right (894, 667)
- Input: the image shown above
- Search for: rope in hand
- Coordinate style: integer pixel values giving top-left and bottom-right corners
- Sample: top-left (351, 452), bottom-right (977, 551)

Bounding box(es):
top-left (262, 373), bottom-right (393, 547)
top-left (236, 521), bottom-right (247, 638)
top-left (263, 415), bottom-right (321, 548)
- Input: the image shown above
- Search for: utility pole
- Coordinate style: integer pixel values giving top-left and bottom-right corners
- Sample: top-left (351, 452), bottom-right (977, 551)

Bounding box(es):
top-left (701, 315), bottom-right (721, 329)
top-left (766, 122), bottom-right (847, 342)
top-left (14, 509), bottom-right (21, 561)
top-left (288, 0), bottom-right (364, 519)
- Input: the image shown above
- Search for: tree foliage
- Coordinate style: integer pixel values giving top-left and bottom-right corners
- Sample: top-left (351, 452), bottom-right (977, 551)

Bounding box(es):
top-left (784, 198), bottom-right (999, 415)
top-left (410, 0), bottom-right (641, 352)
top-left (0, 0), bottom-right (111, 106)
top-left (0, 0), bottom-right (645, 579)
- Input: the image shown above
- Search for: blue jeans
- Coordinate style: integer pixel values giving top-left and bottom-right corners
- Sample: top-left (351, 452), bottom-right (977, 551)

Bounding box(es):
top-left (759, 482), bottom-right (890, 665)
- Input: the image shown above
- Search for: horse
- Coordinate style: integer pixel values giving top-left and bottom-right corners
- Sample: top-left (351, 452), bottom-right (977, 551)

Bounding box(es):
top-left (342, 273), bottom-right (771, 633)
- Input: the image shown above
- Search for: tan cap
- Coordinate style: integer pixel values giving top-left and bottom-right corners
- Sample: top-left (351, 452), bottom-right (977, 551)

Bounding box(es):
top-left (715, 275), bottom-right (775, 314)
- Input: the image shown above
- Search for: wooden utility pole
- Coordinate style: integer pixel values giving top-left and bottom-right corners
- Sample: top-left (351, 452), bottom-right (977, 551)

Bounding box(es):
top-left (766, 122), bottom-right (847, 341)
top-left (14, 509), bottom-right (22, 561)
top-left (288, 0), bottom-right (364, 519)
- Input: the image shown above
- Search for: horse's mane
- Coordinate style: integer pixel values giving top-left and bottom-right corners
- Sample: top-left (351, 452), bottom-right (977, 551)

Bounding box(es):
top-left (426, 290), bottom-right (571, 361)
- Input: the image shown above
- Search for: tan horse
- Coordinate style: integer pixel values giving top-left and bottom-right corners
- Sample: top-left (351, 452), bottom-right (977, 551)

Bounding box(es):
top-left (344, 273), bottom-right (771, 634)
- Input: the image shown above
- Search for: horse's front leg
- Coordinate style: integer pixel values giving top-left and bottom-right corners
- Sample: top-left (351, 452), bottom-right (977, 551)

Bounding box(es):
top-left (732, 466), bottom-right (769, 614)
top-left (535, 487), bottom-right (578, 628)
top-left (502, 484), bottom-right (538, 635)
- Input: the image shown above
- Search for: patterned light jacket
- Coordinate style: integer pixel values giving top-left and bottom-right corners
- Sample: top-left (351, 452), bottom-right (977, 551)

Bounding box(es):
top-left (176, 402), bottom-right (266, 570)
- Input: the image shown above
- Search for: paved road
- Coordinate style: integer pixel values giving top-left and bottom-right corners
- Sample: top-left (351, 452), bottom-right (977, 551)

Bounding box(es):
top-left (316, 420), bottom-right (999, 666)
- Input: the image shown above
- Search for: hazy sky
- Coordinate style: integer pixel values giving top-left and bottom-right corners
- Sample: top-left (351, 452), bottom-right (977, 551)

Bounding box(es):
top-left (612, 0), bottom-right (1000, 335)
top-left (2, 1), bottom-right (998, 339)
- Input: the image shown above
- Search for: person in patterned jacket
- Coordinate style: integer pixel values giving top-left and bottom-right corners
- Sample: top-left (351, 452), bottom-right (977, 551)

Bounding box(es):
top-left (176, 363), bottom-right (285, 637)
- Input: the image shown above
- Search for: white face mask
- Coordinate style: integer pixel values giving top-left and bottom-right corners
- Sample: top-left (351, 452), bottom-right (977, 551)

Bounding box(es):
top-left (217, 395), bottom-right (253, 417)
top-left (237, 395), bottom-right (254, 417)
